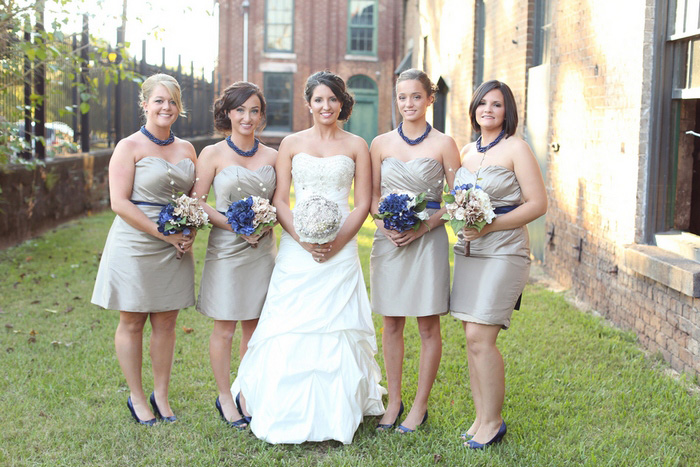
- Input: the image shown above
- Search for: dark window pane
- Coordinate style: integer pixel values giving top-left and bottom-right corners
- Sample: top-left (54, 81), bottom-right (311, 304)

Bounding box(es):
top-left (264, 73), bottom-right (293, 131)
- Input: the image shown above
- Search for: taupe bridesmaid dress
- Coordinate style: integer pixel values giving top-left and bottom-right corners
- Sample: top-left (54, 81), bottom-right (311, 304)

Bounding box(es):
top-left (196, 165), bottom-right (276, 320)
top-left (91, 156), bottom-right (196, 312)
top-left (450, 165), bottom-right (530, 329)
top-left (370, 157), bottom-right (450, 317)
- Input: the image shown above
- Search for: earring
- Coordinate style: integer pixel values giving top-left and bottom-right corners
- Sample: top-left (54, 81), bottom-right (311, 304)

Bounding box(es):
top-left (309, 109), bottom-right (312, 114)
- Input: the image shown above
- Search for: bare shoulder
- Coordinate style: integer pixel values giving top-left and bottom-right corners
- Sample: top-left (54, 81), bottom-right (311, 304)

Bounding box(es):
top-left (344, 129), bottom-right (368, 147)
top-left (503, 135), bottom-right (529, 150)
top-left (460, 141), bottom-right (476, 157)
top-left (257, 143), bottom-right (278, 166)
top-left (174, 137), bottom-right (196, 159)
top-left (370, 130), bottom-right (394, 151)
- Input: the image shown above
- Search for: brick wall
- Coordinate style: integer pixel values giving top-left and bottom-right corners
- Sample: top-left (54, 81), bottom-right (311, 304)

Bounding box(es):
top-left (218, 0), bottom-right (401, 136)
top-left (403, 0), bottom-right (699, 377)
top-left (0, 137), bottom-right (218, 250)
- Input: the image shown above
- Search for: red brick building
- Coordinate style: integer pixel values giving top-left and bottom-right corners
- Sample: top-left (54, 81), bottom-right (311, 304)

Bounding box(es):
top-left (402, 0), bottom-right (700, 378)
top-left (216, 0), bottom-right (403, 145)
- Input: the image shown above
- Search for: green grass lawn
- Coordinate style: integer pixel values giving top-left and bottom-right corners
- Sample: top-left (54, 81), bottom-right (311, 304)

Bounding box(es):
top-left (0, 210), bottom-right (698, 466)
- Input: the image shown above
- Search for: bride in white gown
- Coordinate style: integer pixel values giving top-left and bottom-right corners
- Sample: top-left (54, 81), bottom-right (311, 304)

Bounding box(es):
top-left (234, 71), bottom-right (385, 444)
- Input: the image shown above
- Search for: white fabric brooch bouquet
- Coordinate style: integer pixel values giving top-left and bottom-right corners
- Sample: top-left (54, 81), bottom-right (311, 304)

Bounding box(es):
top-left (441, 183), bottom-right (495, 256)
top-left (293, 195), bottom-right (342, 244)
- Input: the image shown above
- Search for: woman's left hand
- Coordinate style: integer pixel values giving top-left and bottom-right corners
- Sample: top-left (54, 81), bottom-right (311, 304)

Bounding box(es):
top-left (304, 241), bottom-right (338, 263)
top-left (392, 223), bottom-right (428, 248)
top-left (461, 226), bottom-right (488, 242)
top-left (179, 230), bottom-right (197, 252)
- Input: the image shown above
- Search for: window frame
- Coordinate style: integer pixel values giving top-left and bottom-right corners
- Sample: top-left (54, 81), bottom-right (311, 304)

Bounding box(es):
top-left (347, 0), bottom-right (378, 56)
top-left (263, 72), bottom-right (294, 132)
top-left (264, 0), bottom-right (295, 53)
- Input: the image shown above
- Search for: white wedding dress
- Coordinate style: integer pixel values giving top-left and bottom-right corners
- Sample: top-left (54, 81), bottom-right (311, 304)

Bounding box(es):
top-left (234, 153), bottom-right (385, 444)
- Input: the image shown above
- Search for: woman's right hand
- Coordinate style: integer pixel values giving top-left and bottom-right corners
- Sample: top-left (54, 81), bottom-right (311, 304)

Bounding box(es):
top-left (375, 220), bottom-right (402, 247)
top-left (163, 231), bottom-right (194, 253)
top-left (240, 233), bottom-right (262, 248)
top-left (300, 241), bottom-right (332, 262)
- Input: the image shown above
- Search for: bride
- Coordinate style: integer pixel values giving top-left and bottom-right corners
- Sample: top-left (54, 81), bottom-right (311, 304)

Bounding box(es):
top-left (235, 71), bottom-right (385, 444)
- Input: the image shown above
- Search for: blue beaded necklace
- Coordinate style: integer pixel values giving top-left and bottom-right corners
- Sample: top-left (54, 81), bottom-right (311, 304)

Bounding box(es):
top-left (398, 122), bottom-right (432, 145)
top-left (140, 125), bottom-right (174, 146)
top-left (476, 129), bottom-right (505, 153)
top-left (226, 136), bottom-right (259, 157)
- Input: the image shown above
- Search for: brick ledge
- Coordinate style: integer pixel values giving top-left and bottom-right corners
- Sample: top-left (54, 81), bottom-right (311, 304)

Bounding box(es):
top-left (624, 244), bottom-right (700, 297)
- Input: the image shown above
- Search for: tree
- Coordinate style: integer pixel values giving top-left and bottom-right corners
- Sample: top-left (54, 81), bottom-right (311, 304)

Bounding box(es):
top-left (0, 0), bottom-right (139, 166)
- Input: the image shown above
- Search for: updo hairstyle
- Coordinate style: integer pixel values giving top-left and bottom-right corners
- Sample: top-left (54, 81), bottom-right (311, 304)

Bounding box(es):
top-left (139, 73), bottom-right (185, 117)
top-left (395, 68), bottom-right (438, 98)
top-left (304, 71), bottom-right (355, 121)
top-left (213, 81), bottom-right (267, 133)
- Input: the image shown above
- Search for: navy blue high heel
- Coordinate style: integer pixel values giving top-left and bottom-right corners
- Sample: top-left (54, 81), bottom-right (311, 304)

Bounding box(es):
top-left (466, 420), bottom-right (507, 449)
top-left (235, 392), bottom-right (252, 424)
top-left (396, 409), bottom-right (428, 434)
top-left (215, 396), bottom-right (248, 430)
top-left (376, 401), bottom-right (404, 431)
top-left (149, 391), bottom-right (177, 423)
top-left (127, 396), bottom-right (157, 426)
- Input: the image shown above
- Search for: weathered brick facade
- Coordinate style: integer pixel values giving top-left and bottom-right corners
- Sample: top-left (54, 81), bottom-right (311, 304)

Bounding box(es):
top-left (217, 0), bottom-right (402, 142)
top-left (403, 0), bottom-right (699, 378)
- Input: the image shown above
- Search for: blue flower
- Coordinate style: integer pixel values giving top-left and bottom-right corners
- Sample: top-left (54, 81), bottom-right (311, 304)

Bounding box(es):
top-left (376, 193), bottom-right (421, 232)
top-left (157, 203), bottom-right (180, 236)
top-left (226, 197), bottom-right (257, 235)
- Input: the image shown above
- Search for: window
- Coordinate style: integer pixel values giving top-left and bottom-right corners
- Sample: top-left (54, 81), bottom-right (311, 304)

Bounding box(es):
top-left (265, 0), bottom-right (294, 52)
top-left (263, 73), bottom-right (293, 131)
top-left (647, 0), bottom-right (700, 238)
top-left (532, 0), bottom-right (553, 67)
top-left (348, 0), bottom-right (377, 55)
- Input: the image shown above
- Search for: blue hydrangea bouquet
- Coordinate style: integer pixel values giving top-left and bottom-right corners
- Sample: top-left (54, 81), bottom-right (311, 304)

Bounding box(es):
top-left (225, 195), bottom-right (277, 236)
top-left (373, 191), bottom-right (429, 232)
top-left (157, 193), bottom-right (211, 258)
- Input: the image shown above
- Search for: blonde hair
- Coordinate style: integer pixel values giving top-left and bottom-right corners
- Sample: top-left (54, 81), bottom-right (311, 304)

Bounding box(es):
top-left (139, 73), bottom-right (186, 117)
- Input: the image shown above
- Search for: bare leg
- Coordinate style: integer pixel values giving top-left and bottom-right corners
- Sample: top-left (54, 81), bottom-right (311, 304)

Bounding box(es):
top-left (465, 322), bottom-right (505, 444)
top-left (377, 316), bottom-right (405, 427)
top-left (210, 320), bottom-right (240, 421)
top-left (236, 319), bottom-right (259, 419)
top-left (463, 321), bottom-right (482, 437)
top-left (238, 318), bottom-right (259, 359)
top-left (149, 310), bottom-right (179, 418)
top-left (401, 315), bottom-right (441, 430)
top-left (114, 311), bottom-right (153, 420)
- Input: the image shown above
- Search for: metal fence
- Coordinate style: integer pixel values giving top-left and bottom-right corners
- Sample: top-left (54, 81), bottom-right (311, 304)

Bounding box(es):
top-left (2, 24), bottom-right (215, 160)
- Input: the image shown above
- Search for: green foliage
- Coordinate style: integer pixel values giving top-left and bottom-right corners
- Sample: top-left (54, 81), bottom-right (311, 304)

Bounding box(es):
top-left (0, 211), bottom-right (698, 465)
top-left (0, 0), bottom-right (141, 166)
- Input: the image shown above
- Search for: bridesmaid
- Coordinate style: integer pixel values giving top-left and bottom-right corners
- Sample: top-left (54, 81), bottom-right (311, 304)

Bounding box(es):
top-left (92, 73), bottom-right (197, 425)
top-left (452, 80), bottom-right (546, 448)
top-left (191, 82), bottom-right (277, 429)
top-left (369, 69), bottom-right (460, 433)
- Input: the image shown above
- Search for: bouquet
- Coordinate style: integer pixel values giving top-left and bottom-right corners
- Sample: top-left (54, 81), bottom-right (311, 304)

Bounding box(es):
top-left (225, 195), bottom-right (277, 238)
top-left (293, 195), bottom-right (342, 244)
top-left (157, 193), bottom-right (211, 258)
top-left (441, 184), bottom-right (495, 256)
top-left (373, 191), bottom-right (430, 232)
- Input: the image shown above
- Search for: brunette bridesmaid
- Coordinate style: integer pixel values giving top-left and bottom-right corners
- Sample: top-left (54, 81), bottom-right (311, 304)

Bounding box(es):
top-left (452, 80), bottom-right (546, 448)
top-left (191, 82), bottom-right (277, 428)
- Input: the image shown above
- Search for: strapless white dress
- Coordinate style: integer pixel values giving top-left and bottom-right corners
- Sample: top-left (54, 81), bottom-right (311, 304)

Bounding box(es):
top-left (234, 153), bottom-right (385, 444)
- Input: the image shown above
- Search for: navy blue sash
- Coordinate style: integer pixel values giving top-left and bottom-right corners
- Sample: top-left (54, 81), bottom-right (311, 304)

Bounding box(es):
top-left (426, 201), bottom-right (441, 209)
top-left (131, 200), bottom-right (166, 207)
top-left (494, 204), bottom-right (519, 215)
